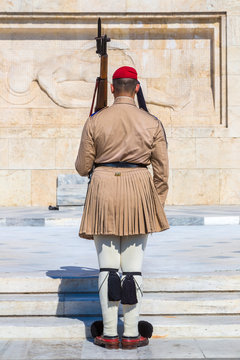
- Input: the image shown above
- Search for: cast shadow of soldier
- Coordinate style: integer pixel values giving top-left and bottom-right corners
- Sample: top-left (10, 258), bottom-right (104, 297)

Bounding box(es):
top-left (46, 266), bottom-right (124, 344)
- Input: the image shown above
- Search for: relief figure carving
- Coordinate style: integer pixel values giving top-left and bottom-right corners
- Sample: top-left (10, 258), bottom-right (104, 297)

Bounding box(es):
top-left (0, 41), bottom-right (213, 115)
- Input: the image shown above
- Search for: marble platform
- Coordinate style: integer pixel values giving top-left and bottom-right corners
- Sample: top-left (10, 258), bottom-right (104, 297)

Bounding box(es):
top-left (0, 224), bottom-right (240, 358)
top-left (0, 224), bottom-right (240, 339)
top-left (0, 224), bottom-right (240, 275)
top-left (1, 338), bottom-right (240, 359)
top-left (0, 205), bottom-right (239, 227)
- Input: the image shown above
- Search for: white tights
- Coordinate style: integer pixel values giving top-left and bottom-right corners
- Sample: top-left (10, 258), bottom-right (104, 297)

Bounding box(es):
top-left (93, 234), bottom-right (148, 337)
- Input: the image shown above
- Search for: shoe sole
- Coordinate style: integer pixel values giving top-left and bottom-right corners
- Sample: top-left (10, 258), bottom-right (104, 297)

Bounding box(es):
top-left (122, 338), bottom-right (149, 350)
top-left (94, 338), bottom-right (119, 350)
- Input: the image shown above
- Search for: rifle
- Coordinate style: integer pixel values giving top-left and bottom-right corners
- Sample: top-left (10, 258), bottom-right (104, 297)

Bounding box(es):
top-left (88, 18), bottom-right (168, 149)
top-left (89, 18), bottom-right (110, 116)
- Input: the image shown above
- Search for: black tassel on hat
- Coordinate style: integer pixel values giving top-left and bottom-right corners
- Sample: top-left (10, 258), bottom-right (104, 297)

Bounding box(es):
top-left (138, 320), bottom-right (153, 338)
top-left (108, 270), bottom-right (122, 301)
top-left (121, 274), bottom-right (138, 305)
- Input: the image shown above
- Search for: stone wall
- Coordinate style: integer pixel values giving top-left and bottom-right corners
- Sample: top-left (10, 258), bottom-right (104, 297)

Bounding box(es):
top-left (0, 1), bottom-right (239, 206)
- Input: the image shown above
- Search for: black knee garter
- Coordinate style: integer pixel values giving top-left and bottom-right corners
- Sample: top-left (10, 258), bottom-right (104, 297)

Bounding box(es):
top-left (99, 268), bottom-right (142, 305)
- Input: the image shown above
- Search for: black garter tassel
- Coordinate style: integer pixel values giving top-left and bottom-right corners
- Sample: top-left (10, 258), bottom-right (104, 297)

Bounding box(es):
top-left (108, 270), bottom-right (122, 301)
top-left (121, 274), bottom-right (138, 305)
top-left (99, 268), bottom-right (122, 301)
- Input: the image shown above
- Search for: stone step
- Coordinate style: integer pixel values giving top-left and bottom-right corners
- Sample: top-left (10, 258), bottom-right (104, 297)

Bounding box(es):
top-left (1, 292), bottom-right (240, 316)
top-left (0, 274), bottom-right (99, 294)
top-left (1, 271), bottom-right (240, 293)
top-left (0, 315), bottom-right (239, 339)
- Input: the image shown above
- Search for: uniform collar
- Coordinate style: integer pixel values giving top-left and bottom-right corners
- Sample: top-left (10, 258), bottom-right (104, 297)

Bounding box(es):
top-left (113, 96), bottom-right (136, 106)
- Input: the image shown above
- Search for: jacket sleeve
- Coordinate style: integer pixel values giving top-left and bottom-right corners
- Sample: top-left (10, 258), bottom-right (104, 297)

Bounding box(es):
top-left (75, 117), bottom-right (96, 177)
top-left (150, 121), bottom-right (169, 207)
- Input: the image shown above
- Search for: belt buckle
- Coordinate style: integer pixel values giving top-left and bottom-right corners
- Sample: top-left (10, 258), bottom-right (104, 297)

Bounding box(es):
top-left (115, 172), bottom-right (121, 176)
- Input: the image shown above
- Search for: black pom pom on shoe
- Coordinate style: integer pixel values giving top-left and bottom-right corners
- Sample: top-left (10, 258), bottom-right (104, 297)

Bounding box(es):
top-left (138, 320), bottom-right (153, 338)
top-left (90, 320), bottom-right (103, 337)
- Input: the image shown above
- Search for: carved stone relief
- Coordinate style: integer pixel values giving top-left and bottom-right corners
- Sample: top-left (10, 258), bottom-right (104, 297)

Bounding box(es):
top-left (0, 43), bottom-right (190, 112)
top-left (0, 14), bottom-right (226, 128)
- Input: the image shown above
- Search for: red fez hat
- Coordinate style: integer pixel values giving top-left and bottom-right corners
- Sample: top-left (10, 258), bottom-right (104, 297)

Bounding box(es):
top-left (112, 66), bottom-right (138, 80)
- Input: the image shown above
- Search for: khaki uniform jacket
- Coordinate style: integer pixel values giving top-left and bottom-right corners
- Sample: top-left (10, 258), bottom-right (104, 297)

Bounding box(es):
top-left (75, 96), bottom-right (169, 239)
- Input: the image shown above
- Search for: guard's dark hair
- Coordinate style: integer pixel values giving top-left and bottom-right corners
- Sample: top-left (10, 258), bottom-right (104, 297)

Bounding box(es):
top-left (113, 78), bottom-right (138, 95)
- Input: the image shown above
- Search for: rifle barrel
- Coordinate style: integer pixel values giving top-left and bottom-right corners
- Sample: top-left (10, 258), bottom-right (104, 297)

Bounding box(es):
top-left (92, 18), bottom-right (110, 112)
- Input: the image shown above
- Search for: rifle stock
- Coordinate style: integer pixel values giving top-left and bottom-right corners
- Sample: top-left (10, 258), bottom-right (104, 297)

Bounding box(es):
top-left (95, 54), bottom-right (108, 111)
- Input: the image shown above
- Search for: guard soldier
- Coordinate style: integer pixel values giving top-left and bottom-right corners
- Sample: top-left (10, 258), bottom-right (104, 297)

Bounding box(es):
top-left (75, 66), bottom-right (169, 350)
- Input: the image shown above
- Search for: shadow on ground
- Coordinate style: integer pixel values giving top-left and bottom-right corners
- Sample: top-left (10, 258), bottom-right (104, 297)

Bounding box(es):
top-left (46, 266), bottom-right (123, 341)
top-left (47, 266), bottom-right (98, 339)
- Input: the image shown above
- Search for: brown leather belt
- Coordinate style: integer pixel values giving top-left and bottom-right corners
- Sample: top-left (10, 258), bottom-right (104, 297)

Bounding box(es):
top-left (94, 162), bottom-right (147, 168)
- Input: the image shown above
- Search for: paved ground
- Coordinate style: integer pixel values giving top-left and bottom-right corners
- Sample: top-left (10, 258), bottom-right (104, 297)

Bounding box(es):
top-left (0, 205), bottom-right (239, 226)
top-left (0, 224), bottom-right (239, 274)
top-left (0, 205), bottom-right (239, 217)
top-left (1, 337), bottom-right (240, 359)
